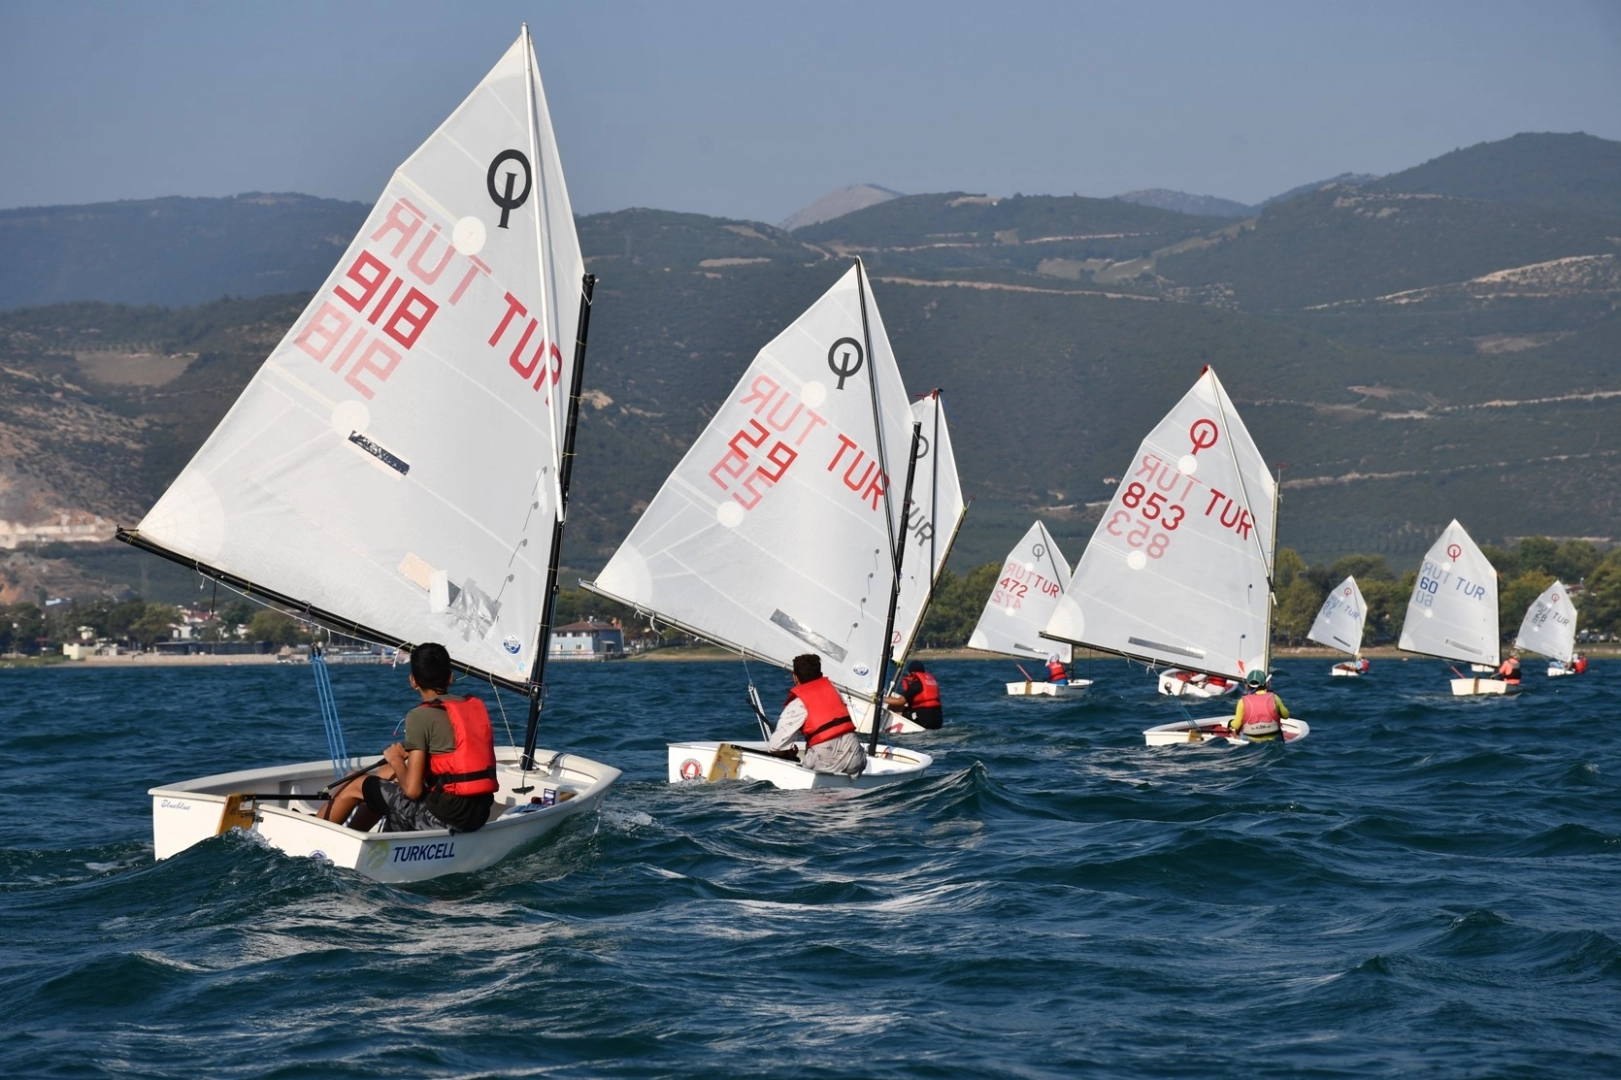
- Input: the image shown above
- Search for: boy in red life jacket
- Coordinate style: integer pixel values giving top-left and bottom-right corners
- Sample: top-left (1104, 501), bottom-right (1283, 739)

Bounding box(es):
top-left (1045, 653), bottom-right (1069, 685)
top-left (1572, 654), bottom-right (1588, 675)
top-left (885, 659), bottom-right (944, 729)
top-left (319, 642), bottom-right (499, 833)
top-left (1498, 651), bottom-right (1522, 686)
top-left (1229, 669), bottom-right (1289, 740)
top-left (769, 653), bottom-right (866, 777)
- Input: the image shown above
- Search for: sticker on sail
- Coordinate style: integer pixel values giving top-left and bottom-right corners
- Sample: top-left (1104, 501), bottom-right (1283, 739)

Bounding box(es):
top-left (852, 664), bottom-right (870, 677)
top-left (770, 609), bottom-right (848, 663)
top-left (502, 634), bottom-right (523, 656)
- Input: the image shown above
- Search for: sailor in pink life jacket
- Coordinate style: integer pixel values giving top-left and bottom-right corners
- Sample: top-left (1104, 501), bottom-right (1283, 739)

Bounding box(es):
top-left (1229, 669), bottom-right (1290, 740)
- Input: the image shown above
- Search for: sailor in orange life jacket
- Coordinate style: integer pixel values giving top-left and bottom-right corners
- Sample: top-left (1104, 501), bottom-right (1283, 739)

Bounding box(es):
top-left (1497, 651), bottom-right (1522, 685)
top-left (1228, 669), bottom-right (1290, 740)
top-left (318, 641), bottom-right (499, 833)
top-left (885, 659), bottom-right (944, 729)
top-left (768, 653), bottom-right (867, 776)
top-left (1044, 653), bottom-right (1069, 686)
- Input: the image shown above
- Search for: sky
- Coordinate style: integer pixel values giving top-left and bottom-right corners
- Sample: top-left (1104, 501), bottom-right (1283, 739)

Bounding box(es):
top-left (3, 0), bottom-right (1619, 225)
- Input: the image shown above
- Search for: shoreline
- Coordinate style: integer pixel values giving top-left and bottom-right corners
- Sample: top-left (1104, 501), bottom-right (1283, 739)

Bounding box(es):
top-left (6, 643), bottom-right (1615, 672)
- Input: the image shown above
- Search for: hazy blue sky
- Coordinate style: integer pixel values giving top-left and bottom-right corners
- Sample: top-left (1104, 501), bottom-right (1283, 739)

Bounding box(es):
top-left (3, 0), bottom-right (1618, 223)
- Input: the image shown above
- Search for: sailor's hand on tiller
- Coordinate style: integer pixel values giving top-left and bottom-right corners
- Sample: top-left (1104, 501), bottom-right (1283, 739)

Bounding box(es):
top-left (383, 743), bottom-right (408, 773)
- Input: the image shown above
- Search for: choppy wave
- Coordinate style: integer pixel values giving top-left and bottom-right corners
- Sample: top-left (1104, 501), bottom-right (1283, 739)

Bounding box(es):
top-left (2, 657), bottom-right (1619, 1078)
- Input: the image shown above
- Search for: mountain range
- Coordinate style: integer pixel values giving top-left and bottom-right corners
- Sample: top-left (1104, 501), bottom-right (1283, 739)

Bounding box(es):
top-left (1, 132), bottom-right (1617, 605)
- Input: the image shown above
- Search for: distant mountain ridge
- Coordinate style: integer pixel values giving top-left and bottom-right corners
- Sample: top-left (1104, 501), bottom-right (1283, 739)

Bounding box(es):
top-left (2, 131), bottom-right (1619, 603)
top-left (1114, 189), bottom-right (1254, 218)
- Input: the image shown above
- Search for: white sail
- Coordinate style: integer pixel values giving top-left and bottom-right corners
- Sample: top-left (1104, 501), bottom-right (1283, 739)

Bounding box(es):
top-left (588, 262), bottom-right (917, 700)
top-left (132, 31), bottom-right (586, 686)
top-left (1514, 580), bottom-right (1577, 662)
top-left (1042, 367), bottom-right (1276, 679)
top-left (968, 521), bottom-right (1073, 664)
top-left (890, 391), bottom-right (967, 663)
top-left (1307, 575), bottom-right (1367, 657)
top-left (1397, 520), bottom-right (1500, 666)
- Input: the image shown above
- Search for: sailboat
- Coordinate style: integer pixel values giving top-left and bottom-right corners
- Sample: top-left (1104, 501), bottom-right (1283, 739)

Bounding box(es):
top-left (121, 28), bottom-right (620, 882)
top-left (1308, 575), bottom-right (1369, 677)
top-left (1040, 367), bottom-right (1308, 745)
top-left (1514, 581), bottom-right (1580, 677)
top-left (1396, 521), bottom-right (1509, 696)
top-left (854, 388), bottom-right (969, 734)
top-left (585, 260), bottom-right (933, 789)
top-left (967, 521), bottom-right (1092, 698)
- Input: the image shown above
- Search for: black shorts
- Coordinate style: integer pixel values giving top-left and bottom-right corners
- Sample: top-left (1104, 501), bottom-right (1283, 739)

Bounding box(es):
top-left (361, 775), bottom-right (452, 832)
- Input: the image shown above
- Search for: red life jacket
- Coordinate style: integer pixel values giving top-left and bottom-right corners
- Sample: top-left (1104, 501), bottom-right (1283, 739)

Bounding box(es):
top-left (423, 696), bottom-right (499, 796)
top-left (1573, 656), bottom-right (1588, 674)
top-left (787, 677), bottom-right (856, 747)
top-left (906, 671), bottom-right (941, 708)
top-left (1046, 659), bottom-right (1067, 682)
top-left (1237, 691), bottom-right (1281, 738)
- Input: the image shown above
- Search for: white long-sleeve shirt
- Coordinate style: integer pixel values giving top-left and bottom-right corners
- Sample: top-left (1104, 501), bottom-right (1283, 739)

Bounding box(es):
top-left (770, 696), bottom-right (866, 776)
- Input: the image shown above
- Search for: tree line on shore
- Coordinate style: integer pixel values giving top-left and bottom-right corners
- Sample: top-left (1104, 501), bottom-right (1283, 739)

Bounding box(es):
top-left (4, 536), bottom-right (1614, 658)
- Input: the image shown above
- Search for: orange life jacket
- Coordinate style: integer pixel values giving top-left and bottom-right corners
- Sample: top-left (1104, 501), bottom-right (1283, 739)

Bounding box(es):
top-left (787, 677), bottom-right (856, 747)
top-left (423, 696), bottom-right (499, 796)
top-left (902, 671), bottom-right (941, 709)
top-left (1046, 659), bottom-right (1067, 682)
top-left (1573, 656), bottom-right (1588, 675)
top-left (1497, 658), bottom-right (1521, 684)
top-left (1237, 690), bottom-right (1281, 738)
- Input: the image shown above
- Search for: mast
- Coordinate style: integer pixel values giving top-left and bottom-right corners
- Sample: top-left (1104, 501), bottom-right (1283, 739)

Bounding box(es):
top-left (855, 259), bottom-right (901, 572)
top-left (869, 421), bottom-right (924, 754)
top-left (1265, 464), bottom-right (1281, 673)
top-left (521, 273), bottom-right (596, 772)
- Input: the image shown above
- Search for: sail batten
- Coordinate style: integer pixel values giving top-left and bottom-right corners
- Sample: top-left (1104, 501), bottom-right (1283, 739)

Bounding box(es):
top-left (1307, 576), bottom-right (1367, 658)
top-left (1397, 520), bottom-right (1500, 666)
top-left (1514, 580), bottom-right (1577, 663)
top-left (970, 521), bottom-right (1074, 664)
top-left (124, 31), bottom-right (586, 684)
top-left (589, 263), bottom-right (920, 698)
top-left (1041, 368), bottom-right (1275, 680)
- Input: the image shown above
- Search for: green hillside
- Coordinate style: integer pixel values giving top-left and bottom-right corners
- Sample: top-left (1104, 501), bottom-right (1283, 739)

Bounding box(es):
top-left (1374, 132), bottom-right (1621, 220)
top-left (1155, 185), bottom-right (1618, 312)
top-left (3, 132), bottom-right (1619, 607)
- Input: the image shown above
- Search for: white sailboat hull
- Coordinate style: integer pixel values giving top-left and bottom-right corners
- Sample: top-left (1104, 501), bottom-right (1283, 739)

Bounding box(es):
top-left (1006, 679), bottom-right (1092, 698)
top-left (150, 747), bottom-right (620, 883)
top-left (1547, 662), bottom-right (1573, 678)
top-left (852, 710), bottom-right (932, 735)
top-left (1157, 670), bottom-right (1240, 698)
top-left (1330, 663), bottom-right (1363, 678)
top-left (1143, 717), bottom-right (1310, 746)
top-left (667, 740), bottom-right (931, 789)
top-left (1450, 677), bottom-right (1517, 697)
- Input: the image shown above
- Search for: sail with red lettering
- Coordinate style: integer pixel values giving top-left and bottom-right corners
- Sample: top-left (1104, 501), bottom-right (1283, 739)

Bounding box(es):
top-left (1397, 520), bottom-right (1500, 666)
top-left (1307, 575), bottom-right (1367, 657)
top-left (1514, 580), bottom-right (1577, 663)
top-left (586, 261), bottom-right (917, 700)
top-left (1042, 367), bottom-right (1276, 680)
top-left (968, 522), bottom-right (1074, 664)
top-left (890, 390), bottom-right (968, 664)
top-left (123, 27), bottom-right (585, 687)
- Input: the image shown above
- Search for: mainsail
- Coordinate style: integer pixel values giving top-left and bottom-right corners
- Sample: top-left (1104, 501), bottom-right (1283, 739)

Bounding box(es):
top-left (1307, 575), bottom-right (1367, 657)
top-left (587, 261), bottom-right (918, 700)
top-left (120, 29), bottom-right (587, 690)
top-left (890, 391), bottom-right (968, 664)
top-left (1514, 580), bottom-right (1577, 663)
top-left (1042, 367), bottom-right (1276, 679)
top-left (968, 521), bottom-right (1074, 664)
top-left (1397, 520), bottom-right (1500, 666)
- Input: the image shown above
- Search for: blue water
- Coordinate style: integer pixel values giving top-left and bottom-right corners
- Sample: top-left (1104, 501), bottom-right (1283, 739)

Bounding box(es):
top-left (4, 656), bottom-right (1617, 1079)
